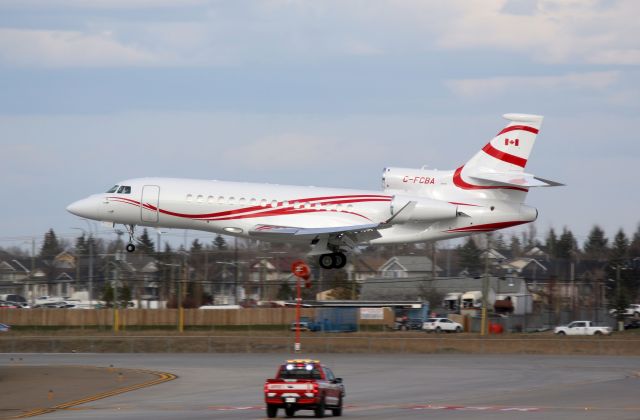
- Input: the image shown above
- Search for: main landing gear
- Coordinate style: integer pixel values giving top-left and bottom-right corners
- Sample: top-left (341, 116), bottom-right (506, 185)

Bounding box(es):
top-left (124, 224), bottom-right (136, 253)
top-left (318, 252), bottom-right (347, 269)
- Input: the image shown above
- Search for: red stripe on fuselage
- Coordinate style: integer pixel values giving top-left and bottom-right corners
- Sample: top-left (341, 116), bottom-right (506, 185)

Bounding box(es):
top-left (445, 220), bottom-right (529, 233)
top-left (133, 194), bottom-right (390, 220)
top-left (105, 194), bottom-right (385, 222)
top-left (481, 143), bottom-right (527, 168)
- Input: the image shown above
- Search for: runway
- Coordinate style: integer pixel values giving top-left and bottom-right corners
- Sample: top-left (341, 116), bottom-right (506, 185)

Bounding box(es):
top-left (2, 353), bottom-right (640, 419)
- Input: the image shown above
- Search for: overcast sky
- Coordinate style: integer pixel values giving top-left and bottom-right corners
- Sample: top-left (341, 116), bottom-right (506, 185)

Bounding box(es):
top-left (1, 0), bottom-right (639, 251)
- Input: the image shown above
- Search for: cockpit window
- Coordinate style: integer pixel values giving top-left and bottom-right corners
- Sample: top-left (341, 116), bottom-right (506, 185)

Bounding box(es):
top-left (106, 185), bottom-right (119, 193)
top-left (117, 186), bottom-right (131, 194)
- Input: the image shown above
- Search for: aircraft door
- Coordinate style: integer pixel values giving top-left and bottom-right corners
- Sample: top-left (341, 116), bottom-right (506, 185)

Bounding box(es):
top-left (141, 185), bottom-right (160, 223)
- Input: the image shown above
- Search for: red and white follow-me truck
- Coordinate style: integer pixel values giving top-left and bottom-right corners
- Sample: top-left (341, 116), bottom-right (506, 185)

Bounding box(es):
top-left (264, 359), bottom-right (345, 418)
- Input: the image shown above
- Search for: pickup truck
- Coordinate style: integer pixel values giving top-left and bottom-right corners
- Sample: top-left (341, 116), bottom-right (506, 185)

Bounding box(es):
top-left (554, 321), bottom-right (612, 336)
top-left (264, 359), bottom-right (344, 418)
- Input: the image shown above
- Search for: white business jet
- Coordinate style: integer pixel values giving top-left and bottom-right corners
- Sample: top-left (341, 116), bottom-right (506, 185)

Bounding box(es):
top-left (67, 114), bottom-right (561, 269)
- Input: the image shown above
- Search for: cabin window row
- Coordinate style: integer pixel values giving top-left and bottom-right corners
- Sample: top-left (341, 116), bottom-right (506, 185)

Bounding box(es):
top-left (184, 194), bottom-right (354, 211)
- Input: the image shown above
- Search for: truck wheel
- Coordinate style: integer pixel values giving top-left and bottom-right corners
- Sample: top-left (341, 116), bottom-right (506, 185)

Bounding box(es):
top-left (266, 404), bottom-right (278, 418)
top-left (456, 326), bottom-right (462, 333)
top-left (557, 331), bottom-right (566, 336)
top-left (594, 330), bottom-right (602, 336)
top-left (435, 326), bottom-right (442, 333)
top-left (285, 406), bottom-right (296, 417)
top-left (332, 397), bottom-right (343, 416)
top-left (314, 397), bottom-right (325, 418)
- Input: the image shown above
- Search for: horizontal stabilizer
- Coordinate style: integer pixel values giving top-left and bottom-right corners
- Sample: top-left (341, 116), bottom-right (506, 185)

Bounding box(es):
top-left (250, 223), bottom-right (380, 237)
top-left (470, 172), bottom-right (564, 188)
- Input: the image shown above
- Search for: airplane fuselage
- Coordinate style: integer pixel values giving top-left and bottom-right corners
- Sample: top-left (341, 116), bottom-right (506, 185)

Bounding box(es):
top-left (69, 175), bottom-right (537, 244)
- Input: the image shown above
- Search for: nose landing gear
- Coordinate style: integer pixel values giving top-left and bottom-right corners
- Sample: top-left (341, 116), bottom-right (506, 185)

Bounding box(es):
top-left (318, 252), bottom-right (347, 269)
top-left (124, 224), bottom-right (136, 253)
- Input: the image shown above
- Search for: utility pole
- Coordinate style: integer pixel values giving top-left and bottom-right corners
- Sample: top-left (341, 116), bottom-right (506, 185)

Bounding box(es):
top-left (234, 236), bottom-right (239, 305)
top-left (481, 234), bottom-right (491, 336)
top-left (31, 238), bottom-right (35, 305)
top-left (112, 259), bottom-right (120, 333)
top-left (616, 265), bottom-right (623, 332)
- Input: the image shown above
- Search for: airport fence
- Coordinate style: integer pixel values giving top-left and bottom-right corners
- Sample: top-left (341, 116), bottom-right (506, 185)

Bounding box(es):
top-left (0, 307), bottom-right (394, 329)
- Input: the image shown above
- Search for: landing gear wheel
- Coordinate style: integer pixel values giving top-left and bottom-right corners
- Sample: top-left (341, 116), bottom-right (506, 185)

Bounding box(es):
top-left (266, 404), bottom-right (278, 418)
top-left (126, 243), bottom-right (136, 253)
top-left (314, 397), bottom-right (325, 418)
top-left (333, 252), bottom-right (347, 269)
top-left (319, 254), bottom-right (334, 269)
top-left (285, 406), bottom-right (295, 417)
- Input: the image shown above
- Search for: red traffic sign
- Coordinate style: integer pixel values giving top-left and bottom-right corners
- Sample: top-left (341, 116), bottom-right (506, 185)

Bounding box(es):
top-left (291, 260), bottom-right (310, 280)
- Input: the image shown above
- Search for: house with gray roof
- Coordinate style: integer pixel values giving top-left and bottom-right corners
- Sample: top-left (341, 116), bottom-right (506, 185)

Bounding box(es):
top-left (379, 256), bottom-right (442, 278)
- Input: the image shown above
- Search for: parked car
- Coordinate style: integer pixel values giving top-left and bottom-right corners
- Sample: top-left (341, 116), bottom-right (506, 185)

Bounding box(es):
top-left (0, 323), bottom-right (10, 332)
top-left (610, 304), bottom-right (640, 318)
top-left (423, 318), bottom-right (463, 333)
top-left (624, 319), bottom-right (640, 330)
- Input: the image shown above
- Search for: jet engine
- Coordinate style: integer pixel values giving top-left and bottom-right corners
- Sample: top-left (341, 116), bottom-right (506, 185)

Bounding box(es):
top-left (389, 195), bottom-right (458, 224)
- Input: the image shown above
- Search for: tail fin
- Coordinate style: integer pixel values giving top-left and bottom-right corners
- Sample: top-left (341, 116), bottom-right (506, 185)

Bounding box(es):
top-left (465, 113), bottom-right (543, 174)
top-left (453, 114), bottom-right (549, 201)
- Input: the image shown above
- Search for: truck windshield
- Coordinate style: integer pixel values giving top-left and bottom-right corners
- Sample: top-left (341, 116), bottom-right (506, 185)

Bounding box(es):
top-left (278, 365), bottom-right (322, 380)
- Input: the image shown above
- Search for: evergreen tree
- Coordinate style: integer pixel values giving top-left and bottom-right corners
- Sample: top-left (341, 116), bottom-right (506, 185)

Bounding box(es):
top-left (607, 229), bottom-right (634, 317)
top-left (545, 228), bottom-right (558, 257)
top-left (584, 225), bottom-right (609, 260)
top-left (192, 239), bottom-right (202, 251)
top-left (118, 285), bottom-right (132, 307)
top-left (493, 233), bottom-right (508, 253)
top-left (556, 227), bottom-right (578, 259)
top-left (74, 234), bottom-right (87, 256)
top-left (610, 229), bottom-right (629, 262)
top-left (40, 228), bottom-right (62, 259)
top-left (510, 235), bottom-right (522, 257)
top-left (276, 281), bottom-right (293, 301)
top-left (101, 284), bottom-right (114, 307)
top-left (629, 224), bottom-right (640, 258)
top-left (458, 237), bottom-right (482, 276)
top-left (213, 234), bottom-right (228, 251)
top-left (524, 224), bottom-right (537, 250)
top-left (136, 228), bottom-right (155, 254)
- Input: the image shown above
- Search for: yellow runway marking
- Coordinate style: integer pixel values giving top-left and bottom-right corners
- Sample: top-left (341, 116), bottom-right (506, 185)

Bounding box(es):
top-left (9, 368), bottom-right (177, 419)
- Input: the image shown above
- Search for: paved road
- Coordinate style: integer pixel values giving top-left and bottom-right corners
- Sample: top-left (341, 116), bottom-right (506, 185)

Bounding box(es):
top-left (2, 353), bottom-right (640, 420)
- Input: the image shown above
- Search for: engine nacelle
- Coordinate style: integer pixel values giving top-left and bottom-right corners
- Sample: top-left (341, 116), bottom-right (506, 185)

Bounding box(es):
top-left (390, 195), bottom-right (458, 224)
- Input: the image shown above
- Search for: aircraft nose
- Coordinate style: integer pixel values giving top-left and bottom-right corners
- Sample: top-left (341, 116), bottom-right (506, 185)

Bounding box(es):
top-left (66, 198), bottom-right (97, 219)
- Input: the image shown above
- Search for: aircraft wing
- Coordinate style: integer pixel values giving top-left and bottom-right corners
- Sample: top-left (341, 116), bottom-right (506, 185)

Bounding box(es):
top-left (250, 223), bottom-right (380, 237)
top-left (470, 172), bottom-right (564, 187)
top-left (250, 223), bottom-right (384, 254)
